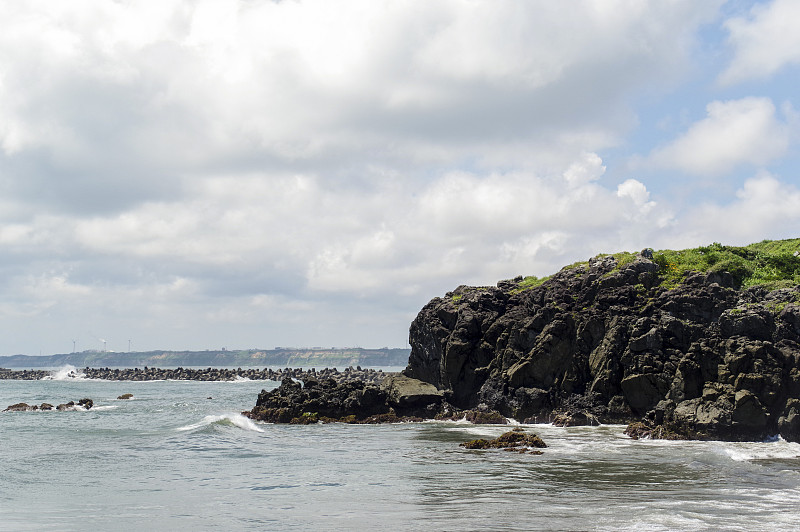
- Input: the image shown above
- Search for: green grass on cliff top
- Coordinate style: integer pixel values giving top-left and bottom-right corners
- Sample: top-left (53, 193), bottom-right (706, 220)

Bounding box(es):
top-left (542, 238), bottom-right (800, 291)
top-left (651, 239), bottom-right (800, 289)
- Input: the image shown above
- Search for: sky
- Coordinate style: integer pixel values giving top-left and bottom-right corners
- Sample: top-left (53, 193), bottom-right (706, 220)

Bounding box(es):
top-left (1, 0), bottom-right (799, 355)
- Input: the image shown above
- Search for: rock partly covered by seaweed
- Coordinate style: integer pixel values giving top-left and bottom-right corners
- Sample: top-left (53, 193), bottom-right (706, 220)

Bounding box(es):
top-left (460, 427), bottom-right (547, 454)
top-left (404, 239), bottom-right (800, 442)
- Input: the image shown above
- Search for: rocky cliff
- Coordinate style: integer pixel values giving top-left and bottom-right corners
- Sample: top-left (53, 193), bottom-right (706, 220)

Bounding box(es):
top-left (404, 241), bottom-right (800, 441)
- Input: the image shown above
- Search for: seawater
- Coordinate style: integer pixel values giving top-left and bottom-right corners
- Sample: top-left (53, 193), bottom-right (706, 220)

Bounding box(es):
top-left (2, 369), bottom-right (800, 531)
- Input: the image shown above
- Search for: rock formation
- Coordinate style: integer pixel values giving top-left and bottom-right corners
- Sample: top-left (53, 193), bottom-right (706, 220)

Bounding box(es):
top-left (3, 398), bottom-right (94, 412)
top-left (460, 427), bottom-right (547, 454)
top-left (404, 245), bottom-right (800, 442)
top-left (243, 377), bottom-right (437, 423)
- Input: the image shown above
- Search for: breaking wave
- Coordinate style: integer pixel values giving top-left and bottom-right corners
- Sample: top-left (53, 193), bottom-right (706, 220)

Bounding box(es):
top-left (176, 413), bottom-right (264, 433)
top-left (721, 438), bottom-right (800, 462)
top-left (42, 365), bottom-right (86, 380)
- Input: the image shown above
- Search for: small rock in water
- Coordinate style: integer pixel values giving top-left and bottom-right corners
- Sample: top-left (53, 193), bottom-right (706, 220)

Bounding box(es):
top-left (460, 428), bottom-right (547, 454)
top-left (4, 402), bottom-right (34, 412)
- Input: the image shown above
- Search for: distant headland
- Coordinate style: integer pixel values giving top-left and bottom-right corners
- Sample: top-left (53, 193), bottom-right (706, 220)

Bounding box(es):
top-left (0, 347), bottom-right (410, 369)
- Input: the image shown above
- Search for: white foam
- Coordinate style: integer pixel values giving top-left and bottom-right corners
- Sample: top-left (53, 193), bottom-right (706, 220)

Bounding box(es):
top-left (721, 438), bottom-right (800, 462)
top-left (230, 375), bottom-right (251, 382)
top-left (176, 413), bottom-right (265, 433)
top-left (42, 365), bottom-right (86, 380)
top-left (91, 405), bottom-right (118, 411)
top-left (58, 404), bottom-right (92, 412)
top-left (423, 417), bottom-right (471, 425)
top-left (452, 425), bottom-right (509, 437)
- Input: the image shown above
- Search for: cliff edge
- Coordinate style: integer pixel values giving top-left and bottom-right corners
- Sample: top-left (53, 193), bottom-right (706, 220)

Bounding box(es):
top-left (404, 240), bottom-right (800, 441)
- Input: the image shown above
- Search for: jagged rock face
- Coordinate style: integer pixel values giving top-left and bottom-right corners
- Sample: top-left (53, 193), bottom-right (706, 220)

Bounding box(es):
top-left (246, 378), bottom-right (392, 422)
top-left (405, 254), bottom-right (800, 441)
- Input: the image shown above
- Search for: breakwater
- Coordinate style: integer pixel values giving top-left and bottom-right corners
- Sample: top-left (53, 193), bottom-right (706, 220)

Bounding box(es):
top-left (0, 366), bottom-right (390, 384)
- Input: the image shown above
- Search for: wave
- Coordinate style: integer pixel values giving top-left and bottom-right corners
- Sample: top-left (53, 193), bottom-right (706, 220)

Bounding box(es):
top-left (721, 437), bottom-right (800, 462)
top-left (91, 405), bottom-right (118, 411)
top-left (56, 403), bottom-right (93, 412)
top-left (41, 365), bottom-right (86, 380)
top-left (176, 413), bottom-right (265, 433)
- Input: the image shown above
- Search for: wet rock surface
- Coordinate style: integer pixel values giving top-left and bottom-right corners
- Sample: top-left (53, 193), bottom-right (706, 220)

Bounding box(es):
top-left (4, 398), bottom-right (94, 412)
top-left (460, 428), bottom-right (547, 454)
top-left (404, 252), bottom-right (800, 442)
top-left (243, 377), bottom-right (427, 424)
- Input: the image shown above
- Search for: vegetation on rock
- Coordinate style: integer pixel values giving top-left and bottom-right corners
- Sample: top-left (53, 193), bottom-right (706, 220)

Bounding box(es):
top-left (405, 238), bottom-right (800, 442)
top-left (460, 428), bottom-right (547, 454)
top-left (240, 238), bottom-right (800, 442)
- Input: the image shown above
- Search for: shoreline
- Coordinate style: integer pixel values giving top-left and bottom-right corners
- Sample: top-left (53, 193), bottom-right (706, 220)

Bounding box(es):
top-left (0, 366), bottom-right (391, 384)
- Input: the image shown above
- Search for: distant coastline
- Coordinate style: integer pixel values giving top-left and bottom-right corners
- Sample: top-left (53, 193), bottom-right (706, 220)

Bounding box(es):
top-left (0, 348), bottom-right (410, 368)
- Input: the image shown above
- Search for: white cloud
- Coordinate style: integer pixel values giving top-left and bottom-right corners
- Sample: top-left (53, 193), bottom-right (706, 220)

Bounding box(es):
top-left (564, 153), bottom-right (606, 187)
top-left (719, 0), bottom-right (800, 85)
top-left (1, 1), bottom-right (771, 354)
top-left (0, 1), bottom-right (719, 180)
top-left (674, 173), bottom-right (800, 246)
top-left (617, 179), bottom-right (654, 209)
top-left (647, 97), bottom-right (790, 175)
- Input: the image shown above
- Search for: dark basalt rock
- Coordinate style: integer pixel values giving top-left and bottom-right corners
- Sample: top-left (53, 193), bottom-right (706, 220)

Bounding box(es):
top-left (435, 408), bottom-right (508, 424)
top-left (4, 402), bottom-right (34, 412)
top-left (245, 373), bottom-right (455, 423)
top-left (78, 398), bottom-right (93, 409)
top-left (243, 372), bottom-right (513, 424)
top-left (552, 410), bottom-right (600, 427)
top-left (244, 377), bottom-right (393, 423)
top-left (404, 252), bottom-right (800, 442)
top-left (624, 421), bottom-right (694, 441)
top-left (381, 374), bottom-right (445, 411)
top-left (4, 399), bottom-right (93, 412)
top-left (460, 428), bottom-right (547, 454)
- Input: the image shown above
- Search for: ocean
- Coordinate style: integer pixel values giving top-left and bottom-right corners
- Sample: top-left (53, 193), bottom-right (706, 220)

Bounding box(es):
top-left (2, 366), bottom-right (800, 531)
